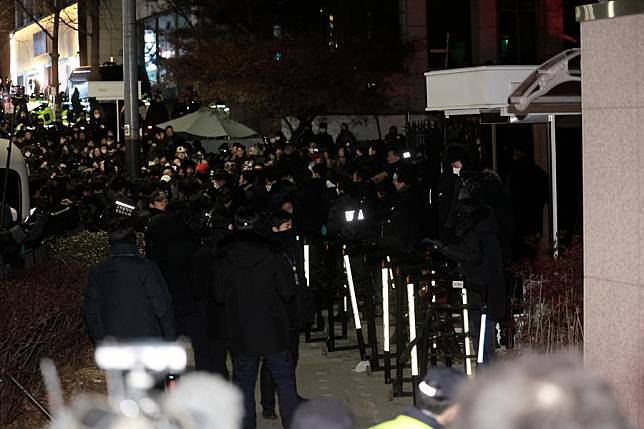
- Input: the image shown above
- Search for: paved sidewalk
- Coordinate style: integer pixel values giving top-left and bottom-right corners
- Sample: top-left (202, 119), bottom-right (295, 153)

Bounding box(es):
top-left (257, 333), bottom-right (411, 429)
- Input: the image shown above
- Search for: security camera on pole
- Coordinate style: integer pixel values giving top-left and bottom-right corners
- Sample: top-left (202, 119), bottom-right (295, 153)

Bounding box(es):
top-left (122, 0), bottom-right (140, 177)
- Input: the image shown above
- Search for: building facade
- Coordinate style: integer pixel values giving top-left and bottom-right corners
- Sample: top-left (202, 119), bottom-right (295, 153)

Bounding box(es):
top-left (136, 0), bottom-right (192, 93)
top-left (11, 0), bottom-right (123, 95)
top-left (428, 0), bottom-right (583, 70)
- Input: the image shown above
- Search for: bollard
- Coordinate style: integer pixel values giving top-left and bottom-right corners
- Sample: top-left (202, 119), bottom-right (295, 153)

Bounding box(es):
top-left (303, 243), bottom-right (310, 287)
top-left (461, 288), bottom-right (473, 376)
top-left (382, 266), bottom-right (391, 383)
top-left (407, 281), bottom-right (419, 405)
top-left (344, 253), bottom-right (366, 360)
top-left (477, 313), bottom-right (487, 364)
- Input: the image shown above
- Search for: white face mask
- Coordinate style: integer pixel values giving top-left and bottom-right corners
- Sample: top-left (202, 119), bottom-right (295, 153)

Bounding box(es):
top-left (94, 114), bottom-right (100, 119)
top-left (266, 184), bottom-right (272, 192)
top-left (452, 167), bottom-right (461, 176)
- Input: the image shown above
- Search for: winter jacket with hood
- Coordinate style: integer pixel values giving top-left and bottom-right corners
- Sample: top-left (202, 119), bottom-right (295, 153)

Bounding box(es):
top-left (441, 200), bottom-right (506, 320)
top-left (145, 211), bottom-right (201, 316)
top-left (213, 231), bottom-right (297, 356)
top-left (84, 242), bottom-right (176, 341)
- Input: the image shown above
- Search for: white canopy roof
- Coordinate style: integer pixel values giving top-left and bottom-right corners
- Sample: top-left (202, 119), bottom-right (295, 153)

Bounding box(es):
top-left (425, 49), bottom-right (582, 119)
top-left (425, 65), bottom-right (536, 116)
top-left (424, 49), bottom-right (583, 258)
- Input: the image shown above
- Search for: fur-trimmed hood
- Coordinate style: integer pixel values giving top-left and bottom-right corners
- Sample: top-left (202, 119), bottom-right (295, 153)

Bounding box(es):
top-left (455, 198), bottom-right (497, 238)
top-left (216, 230), bottom-right (280, 268)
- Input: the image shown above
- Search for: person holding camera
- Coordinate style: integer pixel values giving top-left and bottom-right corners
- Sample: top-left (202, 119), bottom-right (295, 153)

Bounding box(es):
top-left (83, 217), bottom-right (176, 342)
top-left (213, 206), bottom-right (299, 429)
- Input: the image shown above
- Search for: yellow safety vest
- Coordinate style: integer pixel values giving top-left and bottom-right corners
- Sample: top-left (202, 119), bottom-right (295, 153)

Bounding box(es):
top-left (371, 415), bottom-right (436, 429)
top-left (39, 107), bottom-right (54, 125)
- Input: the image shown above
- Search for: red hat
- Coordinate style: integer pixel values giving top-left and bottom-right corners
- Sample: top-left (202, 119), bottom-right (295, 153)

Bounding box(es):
top-left (195, 161), bottom-right (209, 173)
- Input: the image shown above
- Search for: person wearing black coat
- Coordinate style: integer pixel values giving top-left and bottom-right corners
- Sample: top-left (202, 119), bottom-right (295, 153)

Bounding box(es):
top-left (190, 216), bottom-right (233, 378)
top-left (297, 165), bottom-right (332, 237)
top-left (439, 197), bottom-right (505, 363)
top-left (83, 217), bottom-right (176, 342)
top-left (144, 201), bottom-right (207, 369)
top-left (336, 123), bottom-right (357, 149)
top-left (314, 122), bottom-right (335, 156)
top-left (504, 141), bottom-right (548, 259)
top-left (145, 94), bottom-right (170, 127)
top-left (437, 144), bottom-right (469, 244)
top-left (259, 211), bottom-right (310, 419)
top-left (381, 168), bottom-right (422, 253)
top-left (213, 207), bottom-right (299, 429)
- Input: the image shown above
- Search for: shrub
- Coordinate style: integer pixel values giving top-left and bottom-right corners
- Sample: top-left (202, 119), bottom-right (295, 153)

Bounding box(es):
top-left (41, 231), bottom-right (109, 266)
top-left (512, 237), bottom-right (584, 352)
top-left (0, 232), bottom-right (111, 426)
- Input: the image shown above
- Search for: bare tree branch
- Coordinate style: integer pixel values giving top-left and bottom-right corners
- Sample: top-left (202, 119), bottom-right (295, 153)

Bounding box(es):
top-left (15, 0), bottom-right (54, 39)
top-left (59, 8), bottom-right (80, 32)
top-left (165, 0), bottom-right (194, 29)
top-left (99, 0), bottom-right (118, 35)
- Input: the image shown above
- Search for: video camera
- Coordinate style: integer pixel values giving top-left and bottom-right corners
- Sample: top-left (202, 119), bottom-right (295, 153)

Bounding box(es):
top-left (95, 341), bottom-right (187, 395)
top-left (44, 340), bottom-right (244, 429)
top-left (2, 85), bottom-right (29, 107)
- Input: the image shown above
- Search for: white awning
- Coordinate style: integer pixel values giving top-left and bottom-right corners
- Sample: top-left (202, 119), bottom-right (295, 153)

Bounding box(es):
top-left (425, 66), bottom-right (537, 116)
top-left (424, 50), bottom-right (583, 258)
top-left (508, 49), bottom-right (581, 116)
top-left (425, 49), bottom-right (581, 119)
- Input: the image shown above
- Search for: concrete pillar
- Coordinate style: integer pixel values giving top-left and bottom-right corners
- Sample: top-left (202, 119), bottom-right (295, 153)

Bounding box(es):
top-left (580, 12), bottom-right (644, 428)
top-left (471, 0), bottom-right (497, 65)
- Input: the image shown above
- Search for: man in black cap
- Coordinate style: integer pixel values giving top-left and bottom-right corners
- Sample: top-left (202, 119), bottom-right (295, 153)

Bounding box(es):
top-left (371, 368), bottom-right (466, 429)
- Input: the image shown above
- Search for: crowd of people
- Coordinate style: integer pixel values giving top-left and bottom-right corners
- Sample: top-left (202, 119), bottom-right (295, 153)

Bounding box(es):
top-left (0, 96), bottom-right (569, 428)
top-left (77, 117), bottom-right (434, 429)
top-left (49, 353), bottom-right (633, 429)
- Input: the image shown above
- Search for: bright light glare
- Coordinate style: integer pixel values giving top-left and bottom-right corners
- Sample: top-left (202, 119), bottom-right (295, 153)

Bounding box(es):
top-left (95, 343), bottom-right (187, 372)
top-left (344, 255), bottom-right (361, 329)
top-left (95, 346), bottom-right (137, 370)
top-left (382, 268), bottom-right (390, 352)
top-left (303, 244), bottom-right (310, 287)
top-left (462, 289), bottom-right (473, 375)
top-left (477, 314), bottom-right (487, 364)
top-left (407, 283), bottom-right (418, 376)
top-left (418, 381), bottom-right (438, 397)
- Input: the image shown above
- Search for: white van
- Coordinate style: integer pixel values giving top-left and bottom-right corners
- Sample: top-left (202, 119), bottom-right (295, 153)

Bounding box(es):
top-left (0, 138), bottom-right (30, 222)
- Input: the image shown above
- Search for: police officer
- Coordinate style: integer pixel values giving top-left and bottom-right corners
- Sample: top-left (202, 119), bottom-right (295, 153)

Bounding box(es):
top-left (371, 368), bottom-right (466, 429)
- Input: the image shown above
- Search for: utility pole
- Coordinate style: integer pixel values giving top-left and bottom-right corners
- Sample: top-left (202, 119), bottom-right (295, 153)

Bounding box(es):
top-left (122, 0), bottom-right (139, 177)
